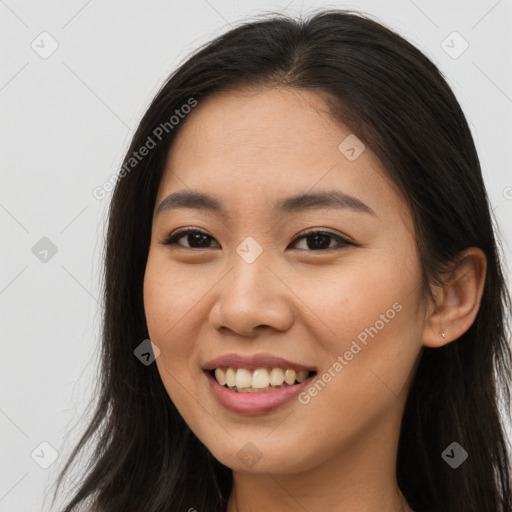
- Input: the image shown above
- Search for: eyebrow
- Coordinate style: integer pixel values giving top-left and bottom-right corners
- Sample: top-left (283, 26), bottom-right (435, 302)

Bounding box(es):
top-left (155, 189), bottom-right (376, 218)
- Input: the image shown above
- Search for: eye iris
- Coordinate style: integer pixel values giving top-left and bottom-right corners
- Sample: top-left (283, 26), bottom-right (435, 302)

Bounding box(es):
top-left (187, 233), bottom-right (210, 248)
top-left (307, 234), bottom-right (331, 250)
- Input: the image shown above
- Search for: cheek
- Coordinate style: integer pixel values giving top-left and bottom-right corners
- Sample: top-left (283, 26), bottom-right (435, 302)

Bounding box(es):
top-left (143, 254), bottom-right (203, 348)
top-left (143, 257), bottom-right (201, 384)
top-left (143, 265), bottom-right (200, 419)
top-left (142, 253), bottom-right (224, 401)
top-left (305, 253), bottom-right (423, 391)
top-left (300, 261), bottom-right (410, 346)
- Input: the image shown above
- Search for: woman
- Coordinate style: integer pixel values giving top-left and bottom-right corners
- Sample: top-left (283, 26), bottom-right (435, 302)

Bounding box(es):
top-left (51, 9), bottom-right (512, 512)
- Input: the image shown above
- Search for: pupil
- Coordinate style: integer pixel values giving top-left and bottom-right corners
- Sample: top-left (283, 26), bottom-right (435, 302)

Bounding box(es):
top-left (308, 234), bottom-right (330, 250)
top-left (189, 233), bottom-right (209, 248)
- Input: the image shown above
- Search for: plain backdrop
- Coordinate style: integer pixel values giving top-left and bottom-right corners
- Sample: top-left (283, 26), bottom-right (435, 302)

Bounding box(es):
top-left (1, 1), bottom-right (511, 510)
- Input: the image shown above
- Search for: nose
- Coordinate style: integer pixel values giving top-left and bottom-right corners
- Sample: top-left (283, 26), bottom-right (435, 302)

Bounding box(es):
top-left (209, 248), bottom-right (294, 337)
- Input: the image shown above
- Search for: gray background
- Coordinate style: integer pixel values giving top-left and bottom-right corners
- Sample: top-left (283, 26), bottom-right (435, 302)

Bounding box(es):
top-left (1, 1), bottom-right (511, 510)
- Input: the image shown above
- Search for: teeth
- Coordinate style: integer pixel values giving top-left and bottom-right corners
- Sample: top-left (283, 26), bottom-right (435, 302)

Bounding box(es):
top-left (225, 368), bottom-right (236, 387)
top-left (235, 368), bottom-right (252, 389)
top-left (284, 369), bottom-right (296, 385)
top-left (215, 368), bottom-right (226, 386)
top-left (212, 367), bottom-right (313, 392)
top-left (269, 368), bottom-right (284, 386)
top-left (252, 368), bottom-right (270, 388)
top-left (296, 370), bottom-right (308, 383)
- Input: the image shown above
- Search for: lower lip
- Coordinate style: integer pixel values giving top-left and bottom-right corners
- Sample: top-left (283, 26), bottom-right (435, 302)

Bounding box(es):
top-left (204, 371), bottom-right (314, 415)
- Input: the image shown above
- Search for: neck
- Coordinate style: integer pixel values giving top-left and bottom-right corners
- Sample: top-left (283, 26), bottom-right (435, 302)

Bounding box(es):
top-left (225, 405), bottom-right (413, 512)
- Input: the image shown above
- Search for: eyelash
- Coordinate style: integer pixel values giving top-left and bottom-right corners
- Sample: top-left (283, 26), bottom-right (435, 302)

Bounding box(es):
top-left (160, 228), bottom-right (353, 251)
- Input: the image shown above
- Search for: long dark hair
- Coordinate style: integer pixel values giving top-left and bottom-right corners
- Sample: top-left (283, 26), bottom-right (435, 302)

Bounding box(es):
top-left (50, 9), bottom-right (512, 512)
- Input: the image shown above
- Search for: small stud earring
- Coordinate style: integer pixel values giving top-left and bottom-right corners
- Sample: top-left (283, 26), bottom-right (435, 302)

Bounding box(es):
top-left (441, 330), bottom-right (446, 339)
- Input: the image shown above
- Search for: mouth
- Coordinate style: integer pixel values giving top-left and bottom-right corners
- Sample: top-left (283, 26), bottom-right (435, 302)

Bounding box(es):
top-left (205, 367), bottom-right (317, 393)
top-left (202, 353), bottom-right (317, 387)
top-left (204, 367), bottom-right (317, 415)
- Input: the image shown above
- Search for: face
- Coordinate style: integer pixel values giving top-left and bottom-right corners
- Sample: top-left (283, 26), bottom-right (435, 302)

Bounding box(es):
top-left (143, 85), bottom-right (426, 475)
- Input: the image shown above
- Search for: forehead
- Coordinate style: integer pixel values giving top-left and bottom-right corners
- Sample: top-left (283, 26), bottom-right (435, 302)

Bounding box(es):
top-left (157, 86), bottom-right (410, 227)
top-left (167, 86), bottom-right (356, 171)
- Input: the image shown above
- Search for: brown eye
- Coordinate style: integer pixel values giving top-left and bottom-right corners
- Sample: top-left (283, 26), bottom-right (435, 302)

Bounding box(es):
top-left (161, 229), bottom-right (220, 249)
top-left (290, 230), bottom-right (351, 251)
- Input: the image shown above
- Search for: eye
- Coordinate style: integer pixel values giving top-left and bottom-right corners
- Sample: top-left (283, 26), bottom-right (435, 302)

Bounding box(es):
top-left (160, 228), bottom-right (352, 251)
top-left (289, 230), bottom-right (352, 251)
top-left (160, 228), bottom-right (220, 249)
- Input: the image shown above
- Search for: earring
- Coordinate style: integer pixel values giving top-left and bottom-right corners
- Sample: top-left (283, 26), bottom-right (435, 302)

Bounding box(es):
top-left (441, 329), bottom-right (446, 339)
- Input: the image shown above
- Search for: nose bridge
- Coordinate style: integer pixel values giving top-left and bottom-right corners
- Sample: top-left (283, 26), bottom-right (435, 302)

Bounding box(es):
top-left (229, 236), bottom-right (273, 303)
top-left (211, 236), bottom-right (293, 335)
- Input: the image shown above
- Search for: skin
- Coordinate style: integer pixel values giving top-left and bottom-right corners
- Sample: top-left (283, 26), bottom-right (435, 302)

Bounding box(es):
top-left (143, 85), bottom-right (487, 512)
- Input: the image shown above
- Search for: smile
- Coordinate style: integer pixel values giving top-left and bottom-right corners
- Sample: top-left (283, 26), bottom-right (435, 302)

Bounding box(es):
top-left (204, 368), bottom-right (317, 415)
top-left (211, 367), bottom-right (316, 392)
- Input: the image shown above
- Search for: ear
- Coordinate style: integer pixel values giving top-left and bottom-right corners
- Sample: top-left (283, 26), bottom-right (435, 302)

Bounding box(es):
top-left (422, 247), bottom-right (487, 348)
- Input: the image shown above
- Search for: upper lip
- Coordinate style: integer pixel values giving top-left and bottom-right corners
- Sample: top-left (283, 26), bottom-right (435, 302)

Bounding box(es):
top-left (203, 352), bottom-right (316, 372)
